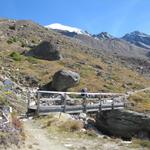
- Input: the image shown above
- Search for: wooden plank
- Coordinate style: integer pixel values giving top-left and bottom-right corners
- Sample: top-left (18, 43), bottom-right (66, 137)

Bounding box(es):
top-left (38, 106), bottom-right (125, 114)
top-left (29, 103), bottom-right (125, 114)
top-left (40, 98), bottom-right (62, 101)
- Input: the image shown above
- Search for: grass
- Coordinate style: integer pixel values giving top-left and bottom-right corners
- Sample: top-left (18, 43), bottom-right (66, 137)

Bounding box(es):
top-left (1, 38), bottom-right (150, 112)
top-left (39, 114), bottom-right (83, 132)
top-left (131, 139), bottom-right (150, 149)
top-left (4, 48), bottom-right (150, 94)
top-left (37, 113), bottom-right (98, 140)
top-left (128, 90), bottom-right (150, 111)
top-left (59, 119), bottom-right (84, 132)
top-left (10, 52), bottom-right (23, 61)
top-left (7, 37), bottom-right (17, 44)
top-left (26, 56), bottom-right (39, 64)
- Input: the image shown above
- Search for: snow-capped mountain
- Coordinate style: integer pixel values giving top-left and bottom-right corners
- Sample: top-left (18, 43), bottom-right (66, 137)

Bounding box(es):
top-left (122, 31), bottom-right (150, 49)
top-left (45, 23), bottom-right (150, 59)
top-left (94, 32), bottom-right (114, 40)
top-left (45, 23), bottom-right (90, 36)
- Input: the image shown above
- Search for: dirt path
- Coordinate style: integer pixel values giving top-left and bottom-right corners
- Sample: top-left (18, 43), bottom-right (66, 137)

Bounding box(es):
top-left (22, 119), bottom-right (68, 150)
top-left (126, 87), bottom-right (150, 98)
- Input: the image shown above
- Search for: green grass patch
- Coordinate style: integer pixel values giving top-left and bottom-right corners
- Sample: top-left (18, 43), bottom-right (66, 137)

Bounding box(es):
top-left (26, 56), bottom-right (38, 64)
top-left (10, 52), bottom-right (23, 61)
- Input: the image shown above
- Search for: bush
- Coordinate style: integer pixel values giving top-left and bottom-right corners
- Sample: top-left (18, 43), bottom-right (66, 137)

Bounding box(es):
top-left (0, 95), bottom-right (8, 106)
top-left (11, 113), bottom-right (23, 130)
top-left (7, 37), bottom-right (17, 44)
top-left (9, 25), bottom-right (16, 30)
top-left (59, 119), bottom-right (83, 132)
top-left (10, 52), bottom-right (23, 61)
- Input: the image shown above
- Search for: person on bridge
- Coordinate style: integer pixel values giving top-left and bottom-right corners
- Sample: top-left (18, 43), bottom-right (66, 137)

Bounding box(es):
top-left (81, 88), bottom-right (88, 113)
top-left (81, 88), bottom-right (88, 98)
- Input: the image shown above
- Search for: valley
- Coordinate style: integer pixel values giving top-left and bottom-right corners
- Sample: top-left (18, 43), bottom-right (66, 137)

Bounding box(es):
top-left (0, 18), bottom-right (150, 150)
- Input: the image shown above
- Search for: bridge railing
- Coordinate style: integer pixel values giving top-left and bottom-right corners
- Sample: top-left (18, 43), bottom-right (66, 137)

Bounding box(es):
top-left (28, 91), bottom-right (127, 115)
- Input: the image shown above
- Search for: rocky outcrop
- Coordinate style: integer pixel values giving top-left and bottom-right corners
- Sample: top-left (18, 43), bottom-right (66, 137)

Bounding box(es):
top-left (51, 70), bottom-right (80, 91)
top-left (26, 40), bottom-right (62, 61)
top-left (96, 110), bottom-right (150, 139)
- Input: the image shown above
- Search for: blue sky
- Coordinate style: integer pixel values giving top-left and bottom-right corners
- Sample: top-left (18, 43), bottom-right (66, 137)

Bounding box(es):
top-left (0, 0), bottom-right (150, 37)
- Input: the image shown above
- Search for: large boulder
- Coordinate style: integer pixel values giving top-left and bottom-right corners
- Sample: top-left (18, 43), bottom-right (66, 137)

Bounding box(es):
top-left (26, 40), bottom-right (62, 61)
top-left (96, 110), bottom-right (150, 139)
top-left (51, 70), bottom-right (80, 91)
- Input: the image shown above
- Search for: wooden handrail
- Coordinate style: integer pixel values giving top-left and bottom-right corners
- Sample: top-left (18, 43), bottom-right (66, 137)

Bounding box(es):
top-left (37, 90), bottom-right (125, 96)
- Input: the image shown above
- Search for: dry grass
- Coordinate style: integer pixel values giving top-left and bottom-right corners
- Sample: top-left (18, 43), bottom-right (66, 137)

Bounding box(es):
top-left (131, 138), bottom-right (150, 149)
top-left (37, 114), bottom-right (99, 141)
top-left (59, 119), bottom-right (84, 132)
top-left (1, 47), bottom-right (150, 94)
top-left (1, 36), bottom-right (150, 112)
top-left (39, 114), bottom-right (83, 132)
top-left (128, 90), bottom-right (150, 112)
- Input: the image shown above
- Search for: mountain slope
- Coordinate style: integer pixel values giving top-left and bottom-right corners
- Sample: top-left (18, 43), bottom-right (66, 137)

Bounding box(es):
top-left (0, 18), bottom-right (150, 93)
top-left (122, 31), bottom-right (150, 49)
top-left (46, 24), bottom-right (150, 60)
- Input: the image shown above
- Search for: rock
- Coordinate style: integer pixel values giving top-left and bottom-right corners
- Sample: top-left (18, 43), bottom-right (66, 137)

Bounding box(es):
top-left (51, 70), bottom-right (80, 91)
top-left (54, 113), bottom-right (72, 120)
top-left (20, 75), bottom-right (39, 87)
top-left (3, 79), bottom-right (14, 90)
top-left (93, 64), bottom-right (103, 70)
top-left (64, 144), bottom-right (73, 148)
top-left (96, 110), bottom-right (150, 139)
top-left (79, 113), bottom-right (87, 120)
top-left (26, 40), bottom-right (62, 61)
top-left (80, 128), bottom-right (86, 132)
top-left (0, 81), bottom-right (4, 87)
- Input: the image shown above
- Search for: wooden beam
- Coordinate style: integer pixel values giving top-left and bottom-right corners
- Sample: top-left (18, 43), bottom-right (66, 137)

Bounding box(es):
top-left (37, 90), bottom-right (125, 96)
top-left (36, 92), bottom-right (40, 116)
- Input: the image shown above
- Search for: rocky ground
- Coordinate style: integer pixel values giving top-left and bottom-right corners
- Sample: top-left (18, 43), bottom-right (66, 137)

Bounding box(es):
top-left (15, 114), bottom-right (149, 150)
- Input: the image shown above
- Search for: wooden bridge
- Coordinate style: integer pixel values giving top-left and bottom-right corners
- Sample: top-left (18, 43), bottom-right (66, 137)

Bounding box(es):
top-left (27, 90), bottom-right (127, 115)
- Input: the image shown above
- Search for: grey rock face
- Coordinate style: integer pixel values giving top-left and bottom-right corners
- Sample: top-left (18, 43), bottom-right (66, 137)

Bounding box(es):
top-left (96, 110), bottom-right (150, 139)
top-left (51, 70), bottom-right (80, 91)
top-left (26, 40), bottom-right (62, 61)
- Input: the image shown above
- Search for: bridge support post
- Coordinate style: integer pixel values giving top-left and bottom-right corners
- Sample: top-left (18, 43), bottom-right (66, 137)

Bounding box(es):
top-left (98, 96), bottom-right (102, 112)
top-left (112, 99), bottom-right (114, 110)
top-left (124, 95), bottom-right (127, 108)
top-left (37, 91), bottom-right (40, 116)
top-left (63, 93), bottom-right (67, 113)
top-left (27, 90), bottom-right (30, 113)
top-left (82, 97), bottom-right (87, 113)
